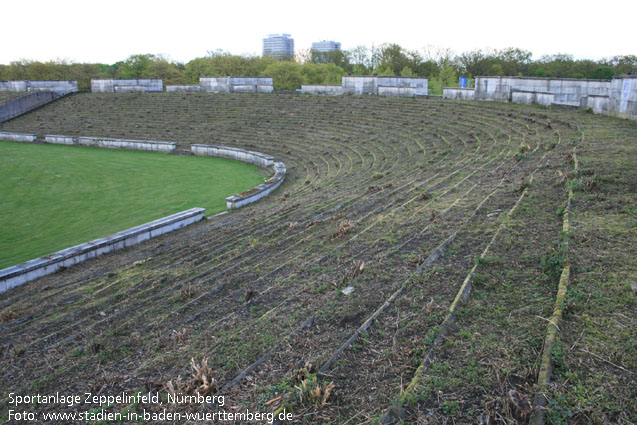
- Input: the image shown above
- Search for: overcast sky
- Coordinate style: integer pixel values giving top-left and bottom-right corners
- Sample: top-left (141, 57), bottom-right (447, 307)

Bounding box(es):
top-left (2, 0), bottom-right (634, 65)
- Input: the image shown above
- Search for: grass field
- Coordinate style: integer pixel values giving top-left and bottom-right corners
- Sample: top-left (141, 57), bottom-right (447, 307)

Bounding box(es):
top-left (0, 140), bottom-right (265, 268)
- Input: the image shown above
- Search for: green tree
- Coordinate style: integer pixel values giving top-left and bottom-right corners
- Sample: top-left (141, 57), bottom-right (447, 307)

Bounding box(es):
top-left (117, 54), bottom-right (157, 78)
top-left (310, 50), bottom-right (351, 72)
top-left (141, 60), bottom-right (186, 86)
top-left (375, 43), bottom-right (414, 76)
top-left (262, 61), bottom-right (303, 91)
top-left (592, 66), bottom-right (614, 80)
top-left (439, 65), bottom-right (458, 87)
top-left (300, 63), bottom-right (345, 85)
top-left (400, 66), bottom-right (416, 77)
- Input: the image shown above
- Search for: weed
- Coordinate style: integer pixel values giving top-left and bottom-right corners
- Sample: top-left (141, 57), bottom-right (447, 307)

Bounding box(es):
top-left (294, 375), bottom-right (335, 409)
top-left (331, 220), bottom-right (355, 239)
top-left (540, 241), bottom-right (567, 283)
top-left (442, 400), bottom-right (460, 415)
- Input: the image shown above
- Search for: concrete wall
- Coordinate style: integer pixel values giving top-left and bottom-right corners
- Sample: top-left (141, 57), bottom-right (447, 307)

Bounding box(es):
top-left (301, 85), bottom-right (343, 95)
top-left (580, 95), bottom-right (610, 115)
top-left (342, 76), bottom-right (378, 95)
top-left (91, 79), bottom-right (163, 93)
top-left (0, 80), bottom-right (78, 94)
top-left (191, 144), bottom-right (286, 209)
top-left (0, 208), bottom-right (205, 293)
top-left (0, 91), bottom-right (64, 122)
top-left (475, 76), bottom-right (610, 105)
top-left (43, 134), bottom-right (176, 152)
top-left (191, 144), bottom-right (274, 167)
top-left (226, 162), bottom-right (286, 209)
top-left (77, 136), bottom-right (176, 152)
top-left (0, 131), bottom-right (37, 142)
top-left (443, 88), bottom-right (475, 100)
top-left (608, 77), bottom-right (637, 120)
top-left (44, 135), bottom-right (76, 145)
top-left (199, 77), bottom-right (274, 93)
top-left (511, 90), bottom-right (555, 106)
top-left (341, 76), bottom-right (428, 96)
top-left (166, 85), bottom-right (201, 92)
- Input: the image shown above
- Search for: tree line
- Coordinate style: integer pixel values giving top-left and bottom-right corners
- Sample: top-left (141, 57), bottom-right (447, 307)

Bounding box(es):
top-left (1, 46), bottom-right (635, 94)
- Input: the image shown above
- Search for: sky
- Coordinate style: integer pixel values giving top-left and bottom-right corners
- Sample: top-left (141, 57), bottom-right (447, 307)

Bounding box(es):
top-left (2, 0), bottom-right (635, 65)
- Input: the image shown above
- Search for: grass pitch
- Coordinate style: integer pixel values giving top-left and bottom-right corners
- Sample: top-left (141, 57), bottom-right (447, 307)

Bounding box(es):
top-left (0, 140), bottom-right (265, 269)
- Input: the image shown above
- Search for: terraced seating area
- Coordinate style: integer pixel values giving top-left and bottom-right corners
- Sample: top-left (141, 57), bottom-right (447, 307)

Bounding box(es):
top-left (1, 93), bottom-right (635, 424)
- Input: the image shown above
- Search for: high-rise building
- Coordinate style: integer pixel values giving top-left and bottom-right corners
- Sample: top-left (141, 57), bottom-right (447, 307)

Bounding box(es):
top-left (311, 40), bottom-right (341, 53)
top-left (263, 34), bottom-right (294, 58)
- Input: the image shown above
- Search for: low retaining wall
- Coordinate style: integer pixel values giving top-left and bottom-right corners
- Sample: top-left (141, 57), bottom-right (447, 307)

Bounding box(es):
top-left (0, 131), bottom-right (37, 142)
top-left (77, 136), bottom-right (175, 152)
top-left (43, 135), bottom-right (175, 151)
top-left (301, 85), bottom-right (343, 95)
top-left (91, 79), bottom-right (163, 93)
top-left (0, 208), bottom-right (206, 294)
top-left (443, 88), bottom-right (475, 100)
top-left (44, 135), bottom-right (176, 152)
top-left (0, 80), bottom-right (78, 94)
top-left (226, 162), bottom-right (286, 209)
top-left (191, 144), bottom-right (286, 209)
top-left (511, 90), bottom-right (554, 106)
top-left (199, 77), bottom-right (274, 93)
top-left (191, 144), bottom-right (274, 167)
top-left (0, 91), bottom-right (64, 122)
top-left (166, 85), bottom-right (201, 92)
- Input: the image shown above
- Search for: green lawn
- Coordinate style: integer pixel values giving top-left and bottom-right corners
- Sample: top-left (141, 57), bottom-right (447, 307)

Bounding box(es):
top-left (0, 140), bottom-right (266, 269)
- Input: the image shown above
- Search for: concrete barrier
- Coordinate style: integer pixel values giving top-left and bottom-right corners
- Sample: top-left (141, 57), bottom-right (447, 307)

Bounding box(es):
top-left (443, 88), bottom-right (475, 100)
top-left (0, 208), bottom-right (206, 294)
top-left (0, 131), bottom-right (37, 142)
top-left (191, 144), bottom-right (285, 209)
top-left (166, 85), bottom-right (201, 92)
top-left (91, 79), bottom-right (163, 93)
top-left (44, 135), bottom-right (77, 145)
top-left (191, 144), bottom-right (274, 167)
top-left (511, 90), bottom-right (554, 106)
top-left (0, 91), bottom-right (65, 122)
top-left (0, 80), bottom-right (78, 94)
top-left (301, 85), bottom-right (343, 95)
top-left (226, 162), bottom-right (286, 209)
top-left (77, 136), bottom-right (176, 152)
top-left (199, 77), bottom-right (274, 93)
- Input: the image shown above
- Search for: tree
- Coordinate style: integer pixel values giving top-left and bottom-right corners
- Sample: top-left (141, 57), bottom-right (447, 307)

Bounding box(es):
top-left (348, 45), bottom-right (372, 73)
top-left (496, 47), bottom-right (532, 75)
top-left (459, 49), bottom-right (494, 77)
top-left (592, 66), bottom-right (614, 80)
top-left (439, 65), bottom-right (458, 87)
top-left (375, 43), bottom-right (413, 76)
top-left (262, 61), bottom-right (303, 91)
top-left (116, 54), bottom-right (157, 78)
top-left (400, 66), bottom-right (416, 77)
top-left (310, 49), bottom-right (351, 72)
top-left (607, 55), bottom-right (637, 76)
top-left (141, 60), bottom-right (186, 86)
top-left (300, 63), bottom-right (345, 85)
